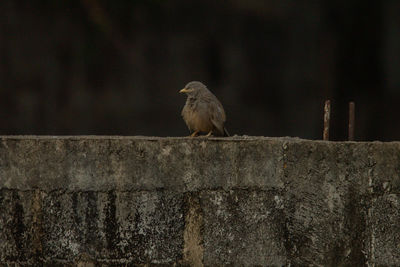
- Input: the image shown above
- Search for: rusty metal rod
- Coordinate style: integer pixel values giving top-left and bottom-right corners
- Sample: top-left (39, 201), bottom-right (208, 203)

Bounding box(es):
top-left (348, 102), bottom-right (355, 141)
top-left (323, 100), bottom-right (331, 141)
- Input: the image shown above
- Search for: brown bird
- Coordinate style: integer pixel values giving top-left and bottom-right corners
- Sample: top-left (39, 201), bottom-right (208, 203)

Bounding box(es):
top-left (179, 81), bottom-right (229, 137)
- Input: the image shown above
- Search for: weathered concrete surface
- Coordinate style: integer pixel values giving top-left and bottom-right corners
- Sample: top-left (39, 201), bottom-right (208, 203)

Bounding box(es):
top-left (0, 136), bottom-right (400, 266)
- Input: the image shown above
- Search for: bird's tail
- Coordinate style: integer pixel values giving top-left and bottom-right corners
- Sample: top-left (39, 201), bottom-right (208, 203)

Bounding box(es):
top-left (224, 127), bottom-right (230, 137)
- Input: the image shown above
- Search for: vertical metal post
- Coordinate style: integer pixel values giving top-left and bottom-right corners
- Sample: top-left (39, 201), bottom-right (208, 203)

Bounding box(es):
top-left (323, 100), bottom-right (331, 141)
top-left (348, 102), bottom-right (355, 141)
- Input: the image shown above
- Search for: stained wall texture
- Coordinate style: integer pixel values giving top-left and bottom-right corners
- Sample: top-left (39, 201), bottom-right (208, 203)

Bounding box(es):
top-left (0, 136), bottom-right (400, 266)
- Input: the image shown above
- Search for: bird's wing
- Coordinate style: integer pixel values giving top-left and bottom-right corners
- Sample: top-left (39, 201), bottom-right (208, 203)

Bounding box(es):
top-left (207, 95), bottom-right (226, 135)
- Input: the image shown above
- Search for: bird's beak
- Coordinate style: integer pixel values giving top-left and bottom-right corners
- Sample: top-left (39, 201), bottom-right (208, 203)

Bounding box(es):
top-left (179, 88), bottom-right (190, 93)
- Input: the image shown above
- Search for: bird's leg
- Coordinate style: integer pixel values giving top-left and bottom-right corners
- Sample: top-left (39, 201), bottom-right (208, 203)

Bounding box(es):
top-left (190, 131), bottom-right (199, 137)
top-left (206, 131), bottom-right (212, 137)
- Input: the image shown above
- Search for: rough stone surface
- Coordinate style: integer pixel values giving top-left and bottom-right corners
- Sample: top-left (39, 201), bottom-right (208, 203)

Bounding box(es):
top-left (0, 136), bottom-right (399, 266)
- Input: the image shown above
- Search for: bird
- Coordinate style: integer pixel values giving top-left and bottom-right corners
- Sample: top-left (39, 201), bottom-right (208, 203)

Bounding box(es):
top-left (179, 81), bottom-right (229, 137)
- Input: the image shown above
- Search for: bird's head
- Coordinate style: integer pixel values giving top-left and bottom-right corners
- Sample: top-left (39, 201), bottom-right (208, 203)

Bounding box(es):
top-left (179, 81), bottom-right (207, 97)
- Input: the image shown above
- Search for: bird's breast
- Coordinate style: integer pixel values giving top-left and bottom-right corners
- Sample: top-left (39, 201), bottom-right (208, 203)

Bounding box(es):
top-left (182, 101), bottom-right (213, 133)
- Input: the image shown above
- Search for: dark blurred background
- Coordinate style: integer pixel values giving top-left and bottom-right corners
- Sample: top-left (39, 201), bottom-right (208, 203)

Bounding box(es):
top-left (1, 0), bottom-right (399, 141)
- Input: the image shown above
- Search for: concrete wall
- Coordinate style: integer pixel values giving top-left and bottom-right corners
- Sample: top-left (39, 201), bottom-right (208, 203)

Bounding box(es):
top-left (0, 136), bottom-right (399, 266)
